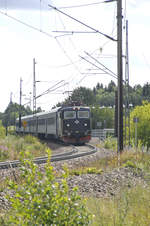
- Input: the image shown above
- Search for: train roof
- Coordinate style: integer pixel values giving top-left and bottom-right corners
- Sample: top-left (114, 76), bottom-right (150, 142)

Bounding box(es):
top-left (17, 106), bottom-right (90, 121)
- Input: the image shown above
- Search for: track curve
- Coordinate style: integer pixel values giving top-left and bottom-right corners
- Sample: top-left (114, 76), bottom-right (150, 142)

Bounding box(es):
top-left (0, 144), bottom-right (97, 170)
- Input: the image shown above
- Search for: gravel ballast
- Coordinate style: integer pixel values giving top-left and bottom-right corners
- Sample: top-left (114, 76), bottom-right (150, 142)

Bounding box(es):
top-left (0, 138), bottom-right (148, 212)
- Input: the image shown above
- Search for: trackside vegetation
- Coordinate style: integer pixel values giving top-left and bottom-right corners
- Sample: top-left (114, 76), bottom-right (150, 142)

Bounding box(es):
top-left (130, 101), bottom-right (150, 150)
top-left (1, 97), bottom-right (150, 225)
top-left (1, 151), bottom-right (92, 225)
top-left (85, 146), bottom-right (150, 226)
top-left (0, 133), bottom-right (48, 161)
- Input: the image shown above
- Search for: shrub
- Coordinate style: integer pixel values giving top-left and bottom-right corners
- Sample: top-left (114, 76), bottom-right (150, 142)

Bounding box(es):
top-left (0, 120), bottom-right (5, 138)
top-left (24, 135), bottom-right (38, 144)
top-left (104, 137), bottom-right (117, 150)
top-left (0, 145), bottom-right (9, 161)
top-left (4, 150), bottom-right (92, 225)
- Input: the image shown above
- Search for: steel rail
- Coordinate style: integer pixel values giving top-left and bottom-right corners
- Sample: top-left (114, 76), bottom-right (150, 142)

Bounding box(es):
top-left (0, 144), bottom-right (97, 170)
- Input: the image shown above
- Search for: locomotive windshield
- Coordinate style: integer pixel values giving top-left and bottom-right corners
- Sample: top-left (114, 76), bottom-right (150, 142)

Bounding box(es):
top-left (78, 111), bottom-right (89, 118)
top-left (64, 111), bottom-right (76, 119)
top-left (64, 110), bottom-right (90, 119)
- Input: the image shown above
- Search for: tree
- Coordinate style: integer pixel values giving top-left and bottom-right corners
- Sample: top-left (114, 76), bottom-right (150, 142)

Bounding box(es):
top-left (65, 87), bottom-right (96, 106)
top-left (129, 101), bottom-right (150, 149)
top-left (96, 91), bottom-right (115, 107)
top-left (91, 106), bottom-right (114, 129)
top-left (0, 120), bottom-right (5, 138)
top-left (107, 80), bottom-right (116, 93)
top-left (2, 102), bottom-right (33, 127)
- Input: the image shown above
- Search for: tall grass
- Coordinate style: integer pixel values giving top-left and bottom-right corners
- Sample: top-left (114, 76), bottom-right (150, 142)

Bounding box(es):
top-left (87, 185), bottom-right (150, 226)
top-left (0, 135), bottom-right (47, 161)
top-left (85, 138), bottom-right (150, 226)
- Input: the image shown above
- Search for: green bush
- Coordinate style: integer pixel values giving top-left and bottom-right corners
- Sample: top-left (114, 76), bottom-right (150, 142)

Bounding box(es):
top-left (104, 137), bottom-right (117, 150)
top-left (4, 150), bottom-right (92, 225)
top-left (24, 135), bottom-right (38, 144)
top-left (0, 120), bottom-right (5, 138)
top-left (70, 167), bottom-right (103, 176)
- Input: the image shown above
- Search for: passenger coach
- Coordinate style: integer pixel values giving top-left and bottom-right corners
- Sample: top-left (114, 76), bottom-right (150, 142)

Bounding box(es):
top-left (16, 105), bottom-right (91, 144)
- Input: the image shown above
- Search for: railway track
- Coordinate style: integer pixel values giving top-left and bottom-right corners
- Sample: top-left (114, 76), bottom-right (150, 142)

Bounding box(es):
top-left (0, 144), bottom-right (97, 170)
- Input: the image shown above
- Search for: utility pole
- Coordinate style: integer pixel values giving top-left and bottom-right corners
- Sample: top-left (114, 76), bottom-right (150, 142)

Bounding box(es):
top-left (125, 20), bottom-right (130, 146)
top-left (117, 0), bottom-right (123, 152)
top-left (19, 77), bottom-right (23, 130)
top-left (33, 58), bottom-right (36, 114)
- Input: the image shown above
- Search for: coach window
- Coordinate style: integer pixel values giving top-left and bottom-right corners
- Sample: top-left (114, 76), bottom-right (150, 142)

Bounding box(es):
top-left (47, 118), bottom-right (55, 125)
top-left (64, 111), bottom-right (76, 119)
top-left (39, 119), bottom-right (45, 125)
top-left (78, 111), bottom-right (89, 118)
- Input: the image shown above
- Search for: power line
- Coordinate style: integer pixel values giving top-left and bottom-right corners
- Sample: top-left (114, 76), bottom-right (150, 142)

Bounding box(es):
top-left (79, 54), bottom-right (117, 80)
top-left (0, 10), bottom-right (53, 39)
top-left (48, 4), bottom-right (117, 42)
top-left (84, 51), bottom-right (117, 78)
top-left (53, 30), bottom-right (99, 34)
top-left (36, 80), bottom-right (65, 99)
top-left (54, 37), bottom-right (83, 81)
top-left (58, 1), bottom-right (105, 9)
top-left (55, 11), bottom-right (78, 51)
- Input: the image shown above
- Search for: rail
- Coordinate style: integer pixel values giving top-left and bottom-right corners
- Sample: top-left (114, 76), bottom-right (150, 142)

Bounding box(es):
top-left (0, 144), bottom-right (97, 170)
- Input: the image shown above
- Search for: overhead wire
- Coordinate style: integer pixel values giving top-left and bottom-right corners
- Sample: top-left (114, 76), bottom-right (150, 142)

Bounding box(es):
top-left (49, 1), bottom-right (118, 90)
top-left (58, 1), bottom-right (105, 9)
top-left (85, 51), bottom-right (117, 77)
top-left (1, 0), bottom-right (118, 108)
top-left (48, 4), bottom-right (117, 41)
top-left (0, 10), bottom-right (54, 39)
top-left (55, 11), bottom-right (78, 50)
top-left (36, 80), bottom-right (65, 99)
top-left (54, 6), bottom-right (91, 86)
top-left (54, 37), bottom-right (83, 78)
top-left (79, 54), bottom-right (117, 80)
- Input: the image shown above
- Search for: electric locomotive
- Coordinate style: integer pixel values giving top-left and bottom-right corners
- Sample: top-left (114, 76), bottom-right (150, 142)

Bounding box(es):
top-left (16, 104), bottom-right (91, 144)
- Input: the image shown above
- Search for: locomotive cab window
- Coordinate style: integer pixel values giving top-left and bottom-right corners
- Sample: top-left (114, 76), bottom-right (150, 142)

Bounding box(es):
top-left (64, 111), bottom-right (76, 119)
top-left (78, 111), bottom-right (89, 118)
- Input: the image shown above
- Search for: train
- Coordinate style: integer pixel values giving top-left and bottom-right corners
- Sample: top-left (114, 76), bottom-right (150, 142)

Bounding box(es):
top-left (16, 104), bottom-right (91, 144)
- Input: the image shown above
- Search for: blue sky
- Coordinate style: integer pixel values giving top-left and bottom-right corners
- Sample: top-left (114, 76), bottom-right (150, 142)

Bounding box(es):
top-left (0, 0), bottom-right (150, 112)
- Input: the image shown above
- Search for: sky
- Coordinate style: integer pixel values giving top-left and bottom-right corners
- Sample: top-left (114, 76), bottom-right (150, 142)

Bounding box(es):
top-left (0, 0), bottom-right (150, 112)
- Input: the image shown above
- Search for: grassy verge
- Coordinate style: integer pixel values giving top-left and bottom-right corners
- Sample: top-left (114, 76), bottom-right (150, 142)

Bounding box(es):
top-left (0, 134), bottom-right (48, 161)
top-left (84, 138), bottom-right (150, 226)
top-left (1, 136), bottom-right (150, 225)
top-left (87, 185), bottom-right (150, 226)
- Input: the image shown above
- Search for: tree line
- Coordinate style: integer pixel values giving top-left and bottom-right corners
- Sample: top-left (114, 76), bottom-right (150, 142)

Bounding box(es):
top-left (55, 81), bottom-right (150, 108)
top-left (1, 81), bottom-right (150, 130)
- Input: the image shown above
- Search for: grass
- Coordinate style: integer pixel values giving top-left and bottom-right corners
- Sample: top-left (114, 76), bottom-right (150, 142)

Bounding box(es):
top-left (84, 138), bottom-right (150, 226)
top-left (87, 185), bottom-right (150, 226)
top-left (0, 134), bottom-right (48, 161)
top-left (1, 135), bottom-right (150, 225)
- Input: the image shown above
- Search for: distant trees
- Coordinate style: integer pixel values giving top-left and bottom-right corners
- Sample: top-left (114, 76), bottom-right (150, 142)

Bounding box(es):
top-left (56, 87), bottom-right (96, 107)
top-left (1, 81), bottom-right (150, 130)
top-left (91, 106), bottom-right (114, 129)
top-left (70, 87), bottom-right (95, 105)
top-left (53, 81), bottom-right (150, 130)
top-left (93, 81), bottom-right (150, 108)
top-left (2, 102), bottom-right (32, 127)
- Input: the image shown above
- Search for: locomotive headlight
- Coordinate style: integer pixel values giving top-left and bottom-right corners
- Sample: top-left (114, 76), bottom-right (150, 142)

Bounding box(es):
top-left (84, 123), bottom-right (87, 126)
top-left (66, 124), bottom-right (70, 127)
